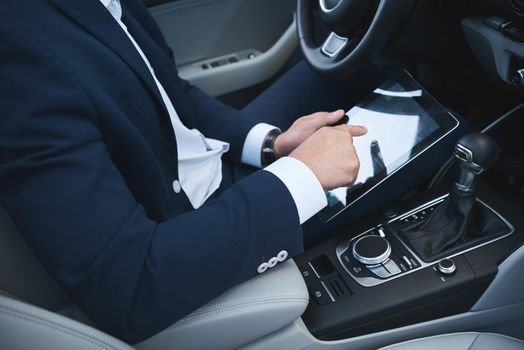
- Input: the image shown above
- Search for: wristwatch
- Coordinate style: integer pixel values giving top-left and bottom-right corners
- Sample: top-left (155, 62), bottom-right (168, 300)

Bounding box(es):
top-left (261, 129), bottom-right (282, 167)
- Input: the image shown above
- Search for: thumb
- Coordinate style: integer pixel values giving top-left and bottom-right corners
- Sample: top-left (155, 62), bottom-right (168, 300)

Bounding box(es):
top-left (326, 109), bottom-right (347, 125)
top-left (309, 109), bottom-right (346, 128)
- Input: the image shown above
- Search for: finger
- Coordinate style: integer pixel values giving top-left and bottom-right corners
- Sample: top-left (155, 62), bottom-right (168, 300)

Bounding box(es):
top-left (309, 109), bottom-right (346, 128)
top-left (334, 124), bottom-right (368, 136)
top-left (348, 124), bottom-right (368, 136)
top-left (327, 109), bottom-right (346, 124)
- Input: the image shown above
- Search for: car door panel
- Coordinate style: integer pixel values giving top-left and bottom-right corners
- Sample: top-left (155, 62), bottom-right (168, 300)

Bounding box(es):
top-left (148, 0), bottom-right (297, 96)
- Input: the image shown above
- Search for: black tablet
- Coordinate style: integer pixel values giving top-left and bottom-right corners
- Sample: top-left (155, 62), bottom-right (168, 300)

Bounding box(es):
top-left (318, 70), bottom-right (459, 222)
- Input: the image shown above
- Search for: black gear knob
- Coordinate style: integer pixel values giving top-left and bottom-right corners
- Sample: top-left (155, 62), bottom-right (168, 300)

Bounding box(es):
top-left (453, 133), bottom-right (500, 192)
top-left (454, 133), bottom-right (500, 171)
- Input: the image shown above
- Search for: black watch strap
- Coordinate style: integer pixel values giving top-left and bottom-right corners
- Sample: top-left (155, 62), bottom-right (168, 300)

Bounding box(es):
top-left (261, 129), bottom-right (282, 167)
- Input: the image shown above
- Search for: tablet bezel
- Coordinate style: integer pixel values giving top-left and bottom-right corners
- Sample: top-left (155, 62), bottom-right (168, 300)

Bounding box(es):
top-left (318, 70), bottom-right (460, 222)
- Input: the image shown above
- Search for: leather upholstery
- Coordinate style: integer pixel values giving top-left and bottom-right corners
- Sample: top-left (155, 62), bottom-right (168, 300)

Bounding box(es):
top-left (0, 294), bottom-right (132, 350)
top-left (401, 189), bottom-right (509, 261)
top-left (0, 247), bottom-right (308, 350)
top-left (380, 332), bottom-right (524, 350)
top-left (137, 260), bottom-right (309, 350)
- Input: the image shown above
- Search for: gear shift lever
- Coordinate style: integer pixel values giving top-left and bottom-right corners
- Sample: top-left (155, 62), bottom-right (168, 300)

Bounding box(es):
top-left (402, 133), bottom-right (502, 261)
top-left (453, 133), bottom-right (500, 193)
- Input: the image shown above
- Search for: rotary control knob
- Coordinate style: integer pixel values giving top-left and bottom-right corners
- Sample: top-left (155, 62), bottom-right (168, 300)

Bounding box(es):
top-left (437, 258), bottom-right (456, 275)
top-left (352, 235), bottom-right (391, 265)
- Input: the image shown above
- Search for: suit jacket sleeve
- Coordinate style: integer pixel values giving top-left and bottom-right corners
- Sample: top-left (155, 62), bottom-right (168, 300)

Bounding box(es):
top-left (181, 78), bottom-right (262, 161)
top-left (0, 23), bottom-right (303, 343)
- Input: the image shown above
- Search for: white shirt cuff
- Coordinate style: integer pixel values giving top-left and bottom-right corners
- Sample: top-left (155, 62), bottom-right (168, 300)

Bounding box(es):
top-left (241, 123), bottom-right (280, 168)
top-left (264, 157), bottom-right (328, 224)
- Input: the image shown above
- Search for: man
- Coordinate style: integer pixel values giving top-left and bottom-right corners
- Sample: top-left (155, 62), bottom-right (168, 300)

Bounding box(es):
top-left (0, 0), bottom-right (464, 344)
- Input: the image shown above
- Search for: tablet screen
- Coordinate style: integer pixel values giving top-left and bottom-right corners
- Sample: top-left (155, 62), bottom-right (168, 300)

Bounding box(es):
top-left (318, 70), bottom-right (459, 222)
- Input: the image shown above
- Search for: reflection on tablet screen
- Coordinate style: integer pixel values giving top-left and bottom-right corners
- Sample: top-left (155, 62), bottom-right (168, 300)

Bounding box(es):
top-left (320, 71), bottom-right (457, 222)
top-left (329, 106), bottom-right (438, 206)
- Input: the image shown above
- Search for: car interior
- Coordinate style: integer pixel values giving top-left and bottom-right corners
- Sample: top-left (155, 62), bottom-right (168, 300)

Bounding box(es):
top-left (1, 0), bottom-right (524, 349)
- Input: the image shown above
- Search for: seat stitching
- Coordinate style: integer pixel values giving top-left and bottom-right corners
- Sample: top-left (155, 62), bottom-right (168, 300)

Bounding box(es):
top-left (0, 309), bottom-right (126, 350)
top-left (166, 298), bottom-right (309, 332)
top-left (185, 295), bottom-right (308, 315)
top-left (467, 334), bottom-right (480, 350)
top-left (179, 297), bottom-right (309, 319)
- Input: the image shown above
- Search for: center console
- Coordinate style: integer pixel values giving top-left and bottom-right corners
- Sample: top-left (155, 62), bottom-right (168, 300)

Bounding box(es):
top-left (295, 133), bottom-right (524, 340)
top-left (336, 194), bottom-right (513, 289)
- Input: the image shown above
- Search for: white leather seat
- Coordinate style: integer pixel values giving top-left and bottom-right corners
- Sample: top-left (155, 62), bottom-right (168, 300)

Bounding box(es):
top-left (0, 261), bottom-right (309, 350)
top-left (3, 296), bottom-right (524, 350)
top-left (0, 294), bottom-right (133, 350)
top-left (0, 202), bottom-right (310, 349)
top-left (379, 332), bottom-right (524, 350)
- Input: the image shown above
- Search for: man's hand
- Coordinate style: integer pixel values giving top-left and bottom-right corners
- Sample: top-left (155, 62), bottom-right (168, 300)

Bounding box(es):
top-left (290, 125), bottom-right (367, 191)
top-left (273, 110), bottom-right (347, 158)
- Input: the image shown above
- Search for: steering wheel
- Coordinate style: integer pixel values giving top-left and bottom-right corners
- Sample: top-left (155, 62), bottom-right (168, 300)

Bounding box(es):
top-left (297, 0), bottom-right (416, 78)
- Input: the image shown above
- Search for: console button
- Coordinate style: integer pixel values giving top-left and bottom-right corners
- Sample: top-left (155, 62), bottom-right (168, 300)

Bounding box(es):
top-left (368, 264), bottom-right (391, 278)
top-left (310, 282), bottom-right (333, 305)
top-left (340, 252), bottom-right (371, 277)
top-left (299, 264), bottom-right (318, 285)
top-left (383, 259), bottom-right (401, 275)
top-left (402, 256), bottom-right (413, 269)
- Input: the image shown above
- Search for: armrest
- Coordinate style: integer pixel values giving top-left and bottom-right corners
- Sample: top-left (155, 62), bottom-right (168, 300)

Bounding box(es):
top-left (137, 260), bottom-right (309, 350)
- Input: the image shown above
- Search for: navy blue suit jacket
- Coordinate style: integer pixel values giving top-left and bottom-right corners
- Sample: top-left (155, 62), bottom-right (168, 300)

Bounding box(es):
top-left (0, 0), bottom-right (303, 343)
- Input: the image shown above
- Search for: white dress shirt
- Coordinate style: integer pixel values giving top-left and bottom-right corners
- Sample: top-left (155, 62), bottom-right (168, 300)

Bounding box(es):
top-left (100, 0), bottom-right (327, 223)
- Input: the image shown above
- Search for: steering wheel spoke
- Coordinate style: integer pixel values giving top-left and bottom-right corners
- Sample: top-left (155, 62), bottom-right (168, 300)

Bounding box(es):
top-left (297, 0), bottom-right (416, 78)
top-left (321, 32), bottom-right (349, 58)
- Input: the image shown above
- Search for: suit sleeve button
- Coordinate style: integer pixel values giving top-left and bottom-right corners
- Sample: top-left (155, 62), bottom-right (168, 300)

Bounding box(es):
top-left (277, 250), bottom-right (288, 262)
top-left (268, 257), bottom-right (278, 268)
top-left (257, 262), bottom-right (269, 274)
top-left (172, 180), bottom-right (182, 194)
